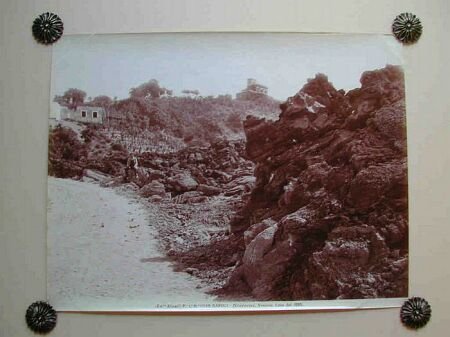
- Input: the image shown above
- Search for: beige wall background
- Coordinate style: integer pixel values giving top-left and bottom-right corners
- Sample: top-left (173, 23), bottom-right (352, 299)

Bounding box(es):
top-left (1, 0), bottom-right (449, 336)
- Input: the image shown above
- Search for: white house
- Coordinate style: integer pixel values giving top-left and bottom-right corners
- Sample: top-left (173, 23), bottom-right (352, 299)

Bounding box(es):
top-left (60, 106), bottom-right (106, 124)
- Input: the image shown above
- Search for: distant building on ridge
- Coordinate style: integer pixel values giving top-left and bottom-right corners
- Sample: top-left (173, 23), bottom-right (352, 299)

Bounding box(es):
top-left (236, 78), bottom-right (268, 101)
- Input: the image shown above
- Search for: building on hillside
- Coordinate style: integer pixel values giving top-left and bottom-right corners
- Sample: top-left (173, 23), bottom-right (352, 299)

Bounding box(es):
top-left (59, 106), bottom-right (106, 124)
top-left (236, 78), bottom-right (268, 100)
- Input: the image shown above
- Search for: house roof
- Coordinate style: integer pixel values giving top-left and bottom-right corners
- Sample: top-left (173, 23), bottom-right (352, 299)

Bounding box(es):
top-left (248, 83), bottom-right (268, 89)
top-left (76, 106), bottom-right (106, 112)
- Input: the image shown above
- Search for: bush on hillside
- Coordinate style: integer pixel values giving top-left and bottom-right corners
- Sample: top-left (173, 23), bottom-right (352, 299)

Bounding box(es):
top-left (48, 126), bottom-right (86, 177)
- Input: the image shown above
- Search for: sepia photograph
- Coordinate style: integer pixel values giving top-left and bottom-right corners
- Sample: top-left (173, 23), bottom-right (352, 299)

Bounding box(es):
top-left (47, 33), bottom-right (408, 311)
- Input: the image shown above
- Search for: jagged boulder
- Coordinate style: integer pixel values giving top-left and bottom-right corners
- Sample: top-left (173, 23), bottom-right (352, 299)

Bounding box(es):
top-left (145, 168), bottom-right (166, 181)
top-left (172, 191), bottom-right (207, 204)
top-left (240, 220), bottom-right (296, 299)
top-left (243, 218), bottom-right (277, 245)
top-left (298, 224), bottom-right (407, 299)
top-left (197, 184), bottom-right (222, 196)
top-left (347, 160), bottom-right (407, 211)
top-left (139, 180), bottom-right (166, 198)
top-left (167, 172), bottom-right (198, 192)
top-left (83, 169), bottom-right (110, 183)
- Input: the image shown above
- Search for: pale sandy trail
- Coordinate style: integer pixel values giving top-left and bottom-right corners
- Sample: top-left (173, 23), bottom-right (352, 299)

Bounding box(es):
top-left (47, 177), bottom-right (212, 311)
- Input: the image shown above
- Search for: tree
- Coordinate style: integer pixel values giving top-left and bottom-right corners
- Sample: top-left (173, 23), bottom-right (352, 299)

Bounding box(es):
top-left (53, 95), bottom-right (66, 106)
top-left (182, 89), bottom-right (200, 96)
top-left (49, 126), bottom-right (85, 161)
top-left (48, 125), bottom-right (86, 178)
top-left (129, 79), bottom-right (170, 99)
top-left (89, 95), bottom-right (113, 108)
top-left (54, 88), bottom-right (86, 109)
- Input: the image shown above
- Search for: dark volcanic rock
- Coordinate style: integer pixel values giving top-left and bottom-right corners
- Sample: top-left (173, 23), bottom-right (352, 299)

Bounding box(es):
top-left (347, 159), bottom-right (407, 211)
top-left (167, 172), bottom-right (198, 192)
top-left (197, 184), bottom-right (222, 196)
top-left (299, 224), bottom-right (408, 299)
top-left (140, 180), bottom-right (166, 198)
top-left (138, 139), bottom-right (254, 197)
top-left (225, 65), bottom-right (408, 300)
top-left (173, 191), bottom-right (208, 204)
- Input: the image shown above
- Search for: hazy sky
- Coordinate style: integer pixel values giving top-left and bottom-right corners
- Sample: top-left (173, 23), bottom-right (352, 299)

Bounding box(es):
top-left (51, 33), bottom-right (402, 104)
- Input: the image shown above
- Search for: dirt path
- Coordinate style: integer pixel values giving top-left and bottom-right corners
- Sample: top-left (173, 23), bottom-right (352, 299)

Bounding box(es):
top-left (47, 177), bottom-right (213, 311)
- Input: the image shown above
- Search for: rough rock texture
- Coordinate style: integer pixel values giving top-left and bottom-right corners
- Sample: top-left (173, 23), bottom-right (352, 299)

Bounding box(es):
top-left (139, 180), bottom-right (166, 198)
top-left (225, 65), bottom-right (408, 300)
top-left (167, 173), bottom-right (198, 192)
top-left (49, 125), bottom-right (255, 202)
top-left (197, 184), bottom-right (222, 196)
top-left (136, 139), bottom-right (255, 199)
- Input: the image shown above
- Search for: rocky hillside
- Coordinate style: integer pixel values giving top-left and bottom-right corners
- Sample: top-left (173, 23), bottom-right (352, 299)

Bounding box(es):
top-left (224, 65), bottom-right (408, 300)
top-left (104, 95), bottom-right (280, 153)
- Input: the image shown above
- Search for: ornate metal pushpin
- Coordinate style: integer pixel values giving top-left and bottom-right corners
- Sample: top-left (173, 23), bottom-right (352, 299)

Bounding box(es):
top-left (400, 297), bottom-right (431, 329)
top-left (392, 13), bottom-right (423, 44)
top-left (32, 12), bottom-right (64, 45)
top-left (25, 301), bottom-right (57, 334)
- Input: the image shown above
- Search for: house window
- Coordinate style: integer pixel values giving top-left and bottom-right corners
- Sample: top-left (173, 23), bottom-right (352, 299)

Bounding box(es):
top-left (81, 110), bottom-right (87, 118)
top-left (93, 111), bottom-right (98, 118)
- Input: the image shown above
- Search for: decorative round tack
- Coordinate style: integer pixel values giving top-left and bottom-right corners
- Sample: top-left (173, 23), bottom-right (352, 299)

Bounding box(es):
top-left (32, 12), bottom-right (64, 45)
top-left (400, 297), bottom-right (431, 329)
top-left (25, 301), bottom-right (57, 334)
top-left (392, 12), bottom-right (423, 44)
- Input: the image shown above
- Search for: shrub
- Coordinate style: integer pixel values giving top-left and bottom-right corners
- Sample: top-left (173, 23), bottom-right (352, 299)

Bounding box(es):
top-left (48, 126), bottom-right (86, 177)
top-left (81, 127), bottom-right (95, 143)
top-left (111, 142), bottom-right (126, 152)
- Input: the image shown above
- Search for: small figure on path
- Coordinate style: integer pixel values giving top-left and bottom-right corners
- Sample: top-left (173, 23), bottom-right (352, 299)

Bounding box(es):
top-left (124, 153), bottom-right (139, 182)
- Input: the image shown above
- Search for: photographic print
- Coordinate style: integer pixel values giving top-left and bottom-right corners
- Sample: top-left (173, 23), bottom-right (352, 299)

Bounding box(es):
top-left (47, 33), bottom-right (408, 311)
